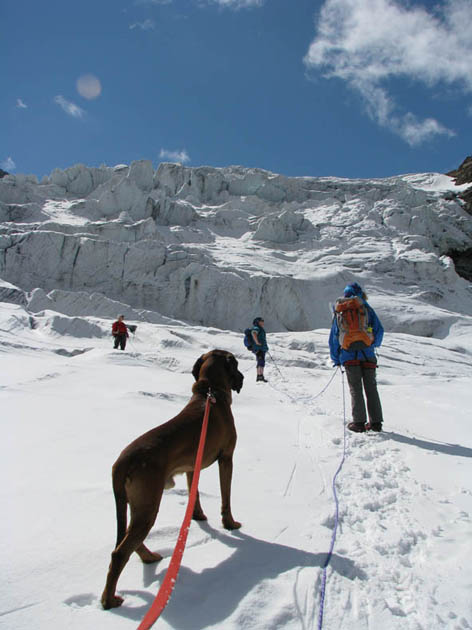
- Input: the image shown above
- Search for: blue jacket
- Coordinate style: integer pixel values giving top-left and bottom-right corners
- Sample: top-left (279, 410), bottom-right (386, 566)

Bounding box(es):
top-left (252, 325), bottom-right (268, 352)
top-left (329, 301), bottom-right (383, 365)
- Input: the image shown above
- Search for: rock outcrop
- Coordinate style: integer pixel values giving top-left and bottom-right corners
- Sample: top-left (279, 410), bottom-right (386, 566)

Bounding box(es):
top-left (445, 157), bottom-right (472, 279)
top-left (447, 156), bottom-right (472, 215)
top-left (447, 156), bottom-right (472, 186)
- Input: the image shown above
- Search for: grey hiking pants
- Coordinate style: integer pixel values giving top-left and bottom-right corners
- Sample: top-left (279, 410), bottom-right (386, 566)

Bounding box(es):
top-left (345, 362), bottom-right (383, 426)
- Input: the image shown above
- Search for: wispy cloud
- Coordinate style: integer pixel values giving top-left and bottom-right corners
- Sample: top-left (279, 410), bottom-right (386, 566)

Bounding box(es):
top-left (54, 95), bottom-right (85, 119)
top-left (129, 19), bottom-right (156, 30)
top-left (205, 0), bottom-right (265, 8)
top-left (159, 148), bottom-right (190, 164)
top-left (134, 0), bottom-right (172, 5)
top-left (304, 0), bottom-right (472, 145)
top-left (16, 98), bottom-right (27, 109)
top-left (394, 114), bottom-right (455, 146)
top-left (1, 157), bottom-right (16, 172)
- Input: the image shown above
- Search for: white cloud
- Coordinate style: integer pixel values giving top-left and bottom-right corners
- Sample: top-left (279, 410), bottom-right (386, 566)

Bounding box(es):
top-left (1, 157), bottom-right (16, 172)
top-left (16, 98), bottom-right (27, 109)
top-left (159, 148), bottom-right (190, 164)
top-left (304, 0), bottom-right (472, 145)
top-left (129, 19), bottom-right (156, 30)
top-left (352, 80), bottom-right (456, 146)
top-left (54, 95), bottom-right (85, 119)
top-left (395, 113), bottom-right (455, 146)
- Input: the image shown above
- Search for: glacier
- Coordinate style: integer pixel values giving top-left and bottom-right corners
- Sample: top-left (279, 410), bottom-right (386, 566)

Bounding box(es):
top-left (1, 159), bottom-right (472, 630)
top-left (1, 160), bottom-right (471, 338)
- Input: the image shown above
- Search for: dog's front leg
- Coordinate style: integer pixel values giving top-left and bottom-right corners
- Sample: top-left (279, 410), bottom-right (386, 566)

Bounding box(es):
top-left (186, 471), bottom-right (207, 521)
top-left (218, 454), bottom-right (241, 530)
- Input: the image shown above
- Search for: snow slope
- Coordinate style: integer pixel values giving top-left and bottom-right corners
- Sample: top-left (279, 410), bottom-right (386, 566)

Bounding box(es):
top-left (1, 302), bottom-right (471, 630)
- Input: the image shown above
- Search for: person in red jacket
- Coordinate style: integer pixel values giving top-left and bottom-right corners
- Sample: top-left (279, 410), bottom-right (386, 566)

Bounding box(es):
top-left (112, 315), bottom-right (129, 350)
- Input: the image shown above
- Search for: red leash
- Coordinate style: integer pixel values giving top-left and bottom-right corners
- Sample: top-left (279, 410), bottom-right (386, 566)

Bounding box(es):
top-left (137, 390), bottom-right (214, 630)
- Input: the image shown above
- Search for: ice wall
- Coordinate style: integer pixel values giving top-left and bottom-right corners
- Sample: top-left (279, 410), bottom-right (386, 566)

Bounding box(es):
top-left (1, 160), bottom-right (471, 334)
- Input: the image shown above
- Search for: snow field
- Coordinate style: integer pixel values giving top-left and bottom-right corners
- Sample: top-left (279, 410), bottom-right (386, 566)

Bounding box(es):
top-left (1, 305), bottom-right (471, 629)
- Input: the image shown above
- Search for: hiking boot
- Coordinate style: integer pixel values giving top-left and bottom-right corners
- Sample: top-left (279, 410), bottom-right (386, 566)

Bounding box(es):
top-left (366, 422), bottom-right (382, 432)
top-left (347, 422), bottom-right (366, 433)
top-left (256, 375), bottom-right (268, 383)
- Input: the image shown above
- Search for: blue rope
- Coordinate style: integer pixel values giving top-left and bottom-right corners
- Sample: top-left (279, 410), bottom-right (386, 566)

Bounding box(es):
top-left (317, 368), bottom-right (348, 630)
top-left (267, 366), bottom-right (338, 406)
top-left (310, 369), bottom-right (338, 402)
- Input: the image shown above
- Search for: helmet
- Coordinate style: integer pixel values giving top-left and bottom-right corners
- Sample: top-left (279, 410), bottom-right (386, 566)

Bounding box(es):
top-left (343, 282), bottom-right (363, 298)
top-left (253, 317), bottom-right (264, 326)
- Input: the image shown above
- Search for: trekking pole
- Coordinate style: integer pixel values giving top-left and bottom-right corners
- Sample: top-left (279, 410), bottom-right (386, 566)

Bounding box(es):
top-left (267, 350), bottom-right (285, 381)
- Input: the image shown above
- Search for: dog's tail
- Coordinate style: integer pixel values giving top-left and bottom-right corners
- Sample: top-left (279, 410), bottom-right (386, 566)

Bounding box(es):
top-left (112, 463), bottom-right (128, 549)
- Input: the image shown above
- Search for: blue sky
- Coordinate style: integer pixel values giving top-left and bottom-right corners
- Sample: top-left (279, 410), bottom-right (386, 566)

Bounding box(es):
top-left (2, 0), bottom-right (472, 180)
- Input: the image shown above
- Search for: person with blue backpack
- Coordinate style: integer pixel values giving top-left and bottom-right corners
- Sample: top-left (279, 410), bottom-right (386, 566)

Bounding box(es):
top-left (329, 282), bottom-right (384, 433)
top-left (244, 317), bottom-right (269, 382)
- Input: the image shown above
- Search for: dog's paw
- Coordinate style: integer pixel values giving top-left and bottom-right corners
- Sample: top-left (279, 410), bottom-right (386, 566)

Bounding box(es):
top-left (139, 550), bottom-right (163, 564)
top-left (192, 510), bottom-right (208, 521)
top-left (164, 476), bottom-right (176, 490)
top-left (223, 519), bottom-right (242, 530)
top-left (101, 594), bottom-right (124, 610)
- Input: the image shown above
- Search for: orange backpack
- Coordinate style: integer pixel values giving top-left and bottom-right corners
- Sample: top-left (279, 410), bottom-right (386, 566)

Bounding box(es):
top-left (334, 296), bottom-right (374, 350)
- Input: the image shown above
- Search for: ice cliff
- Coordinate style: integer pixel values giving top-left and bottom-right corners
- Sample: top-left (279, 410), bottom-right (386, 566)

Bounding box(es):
top-left (1, 160), bottom-right (471, 337)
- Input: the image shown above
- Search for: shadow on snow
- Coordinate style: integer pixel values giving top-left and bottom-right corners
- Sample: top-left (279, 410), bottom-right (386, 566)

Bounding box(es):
top-left (385, 431), bottom-right (472, 458)
top-left (107, 522), bottom-right (367, 627)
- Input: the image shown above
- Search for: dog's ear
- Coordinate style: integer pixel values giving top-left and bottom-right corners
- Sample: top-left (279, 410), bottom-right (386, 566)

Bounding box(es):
top-left (225, 353), bottom-right (237, 370)
top-left (224, 353), bottom-right (243, 393)
top-left (192, 355), bottom-right (204, 381)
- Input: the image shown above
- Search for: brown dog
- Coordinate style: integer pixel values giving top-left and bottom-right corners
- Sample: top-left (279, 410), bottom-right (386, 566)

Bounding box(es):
top-left (101, 349), bottom-right (244, 610)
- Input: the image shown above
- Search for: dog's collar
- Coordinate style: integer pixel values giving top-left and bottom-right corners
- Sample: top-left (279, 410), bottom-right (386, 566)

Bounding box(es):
top-left (207, 389), bottom-right (217, 404)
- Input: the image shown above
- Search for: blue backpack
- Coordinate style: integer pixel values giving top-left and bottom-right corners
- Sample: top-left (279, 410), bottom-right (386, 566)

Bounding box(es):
top-left (243, 328), bottom-right (254, 351)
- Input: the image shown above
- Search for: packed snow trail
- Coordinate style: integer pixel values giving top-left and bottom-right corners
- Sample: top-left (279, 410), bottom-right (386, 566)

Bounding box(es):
top-left (249, 346), bottom-right (472, 629)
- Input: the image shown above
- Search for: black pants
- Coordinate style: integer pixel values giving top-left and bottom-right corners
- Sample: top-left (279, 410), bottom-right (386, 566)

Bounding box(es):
top-left (113, 333), bottom-right (127, 351)
top-left (345, 362), bottom-right (383, 425)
